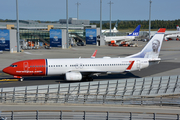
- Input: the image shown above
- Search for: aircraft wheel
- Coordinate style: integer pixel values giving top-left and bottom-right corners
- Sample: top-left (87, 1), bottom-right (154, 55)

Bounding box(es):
top-left (82, 76), bottom-right (93, 81)
top-left (19, 78), bottom-right (24, 82)
top-left (88, 77), bottom-right (93, 81)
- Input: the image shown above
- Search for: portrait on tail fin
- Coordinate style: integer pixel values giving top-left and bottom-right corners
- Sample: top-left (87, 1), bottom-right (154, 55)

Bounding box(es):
top-left (144, 39), bottom-right (160, 58)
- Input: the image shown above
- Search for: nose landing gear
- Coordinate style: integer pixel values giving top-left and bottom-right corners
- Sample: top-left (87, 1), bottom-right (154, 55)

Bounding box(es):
top-left (13, 76), bottom-right (23, 82)
top-left (19, 78), bottom-right (24, 82)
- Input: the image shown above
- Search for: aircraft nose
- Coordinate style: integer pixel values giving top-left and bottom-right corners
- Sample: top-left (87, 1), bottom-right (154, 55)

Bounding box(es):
top-left (2, 67), bottom-right (9, 74)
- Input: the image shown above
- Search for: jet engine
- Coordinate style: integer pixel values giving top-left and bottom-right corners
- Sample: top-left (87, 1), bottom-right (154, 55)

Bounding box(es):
top-left (65, 72), bottom-right (82, 81)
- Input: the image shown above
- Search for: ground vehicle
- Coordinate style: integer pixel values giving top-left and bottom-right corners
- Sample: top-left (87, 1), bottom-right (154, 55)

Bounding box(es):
top-left (76, 41), bottom-right (85, 46)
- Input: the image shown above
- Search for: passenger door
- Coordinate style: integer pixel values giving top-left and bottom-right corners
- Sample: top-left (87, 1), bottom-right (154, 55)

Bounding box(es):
top-left (136, 60), bottom-right (141, 70)
top-left (23, 62), bottom-right (29, 71)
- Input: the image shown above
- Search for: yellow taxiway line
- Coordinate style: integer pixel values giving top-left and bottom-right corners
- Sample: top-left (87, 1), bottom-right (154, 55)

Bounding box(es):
top-left (0, 79), bottom-right (19, 82)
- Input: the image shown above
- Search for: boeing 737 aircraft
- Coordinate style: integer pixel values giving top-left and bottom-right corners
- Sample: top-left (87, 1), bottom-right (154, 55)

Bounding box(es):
top-left (104, 25), bottom-right (141, 44)
top-left (3, 28), bottom-right (166, 81)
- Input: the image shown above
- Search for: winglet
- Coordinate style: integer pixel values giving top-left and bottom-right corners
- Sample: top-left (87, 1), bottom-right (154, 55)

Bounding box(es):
top-left (91, 50), bottom-right (97, 58)
top-left (126, 61), bottom-right (135, 71)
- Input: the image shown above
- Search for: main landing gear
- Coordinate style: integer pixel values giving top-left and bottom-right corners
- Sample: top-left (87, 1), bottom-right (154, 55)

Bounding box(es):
top-left (83, 76), bottom-right (93, 81)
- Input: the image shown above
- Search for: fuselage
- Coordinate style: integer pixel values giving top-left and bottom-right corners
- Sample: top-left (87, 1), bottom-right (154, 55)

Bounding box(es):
top-left (104, 36), bottom-right (135, 42)
top-left (165, 33), bottom-right (180, 40)
top-left (3, 58), bottom-right (149, 77)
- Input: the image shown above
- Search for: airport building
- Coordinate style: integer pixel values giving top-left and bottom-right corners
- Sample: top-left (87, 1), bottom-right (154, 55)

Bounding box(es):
top-left (0, 18), bottom-right (99, 52)
top-left (0, 18), bottom-right (155, 52)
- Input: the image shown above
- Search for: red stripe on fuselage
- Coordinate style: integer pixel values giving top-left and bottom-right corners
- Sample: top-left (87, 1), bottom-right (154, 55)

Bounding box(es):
top-left (3, 59), bottom-right (46, 76)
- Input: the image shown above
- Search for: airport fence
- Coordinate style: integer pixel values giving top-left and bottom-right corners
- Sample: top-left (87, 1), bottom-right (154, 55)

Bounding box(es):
top-left (0, 110), bottom-right (180, 120)
top-left (0, 75), bottom-right (180, 106)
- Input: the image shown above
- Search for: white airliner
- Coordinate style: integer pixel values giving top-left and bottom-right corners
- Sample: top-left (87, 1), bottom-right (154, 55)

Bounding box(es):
top-left (102, 20), bottom-right (119, 33)
top-left (177, 25), bottom-right (180, 31)
top-left (104, 25), bottom-right (141, 44)
top-left (164, 25), bottom-right (180, 41)
top-left (3, 28), bottom-right (166, 81)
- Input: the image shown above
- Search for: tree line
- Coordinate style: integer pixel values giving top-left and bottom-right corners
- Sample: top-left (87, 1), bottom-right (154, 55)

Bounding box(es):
top-left (90, 19), bottom-right (180, 30)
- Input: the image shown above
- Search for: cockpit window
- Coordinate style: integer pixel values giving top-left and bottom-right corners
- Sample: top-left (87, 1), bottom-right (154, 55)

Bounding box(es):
top-left (10, 65), bottom-right (17, 67)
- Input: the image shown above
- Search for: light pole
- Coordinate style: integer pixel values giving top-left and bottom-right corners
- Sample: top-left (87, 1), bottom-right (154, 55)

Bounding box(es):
top-left (108, 1), bottom-right (113, 35)
top-left (16, 0), bottom-right (20, 52)
top-left (76, 2), bottom-right (81, 20)
top-left (66, 0), bottom-right (69, 49)
top-left (100, 0), bottom-right (102, 36)
top-left (149, 0), bottom-right (152, 40)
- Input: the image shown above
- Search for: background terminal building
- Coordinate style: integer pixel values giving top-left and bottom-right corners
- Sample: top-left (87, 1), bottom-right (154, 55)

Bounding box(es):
top-left (0, 18), bottom-right (100, 52)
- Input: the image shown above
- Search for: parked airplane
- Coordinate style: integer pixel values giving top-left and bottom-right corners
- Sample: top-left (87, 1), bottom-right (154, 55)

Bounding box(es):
top-left (164, 25), bottom-right (180, 41)
top-left (165, 33), bottom-right (180, 41)
top-left (104, 25), bottom-right (141, 44)
top-left (3, 28), bottom-right (165, 81)
top-left (176, 25), bottom-right (180, 31)
top-left (102, 20), bottom-right (119, 33)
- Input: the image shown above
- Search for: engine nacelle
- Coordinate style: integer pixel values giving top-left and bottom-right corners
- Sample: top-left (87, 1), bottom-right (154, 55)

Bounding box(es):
top-left (65, 72), bottom-right (82, 81)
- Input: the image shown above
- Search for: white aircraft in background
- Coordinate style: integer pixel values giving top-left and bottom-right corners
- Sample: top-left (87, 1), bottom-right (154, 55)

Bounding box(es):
top-left (176, 25), bottom-right (180, 31)
top-left (164, 25), bottom-right (180, 41)
top-left (104, 25), bottom-right (141, 44)
top-left (102, 20), bottom-right (119, 33)
top-left (3, 28), bottom-right (166, 81)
